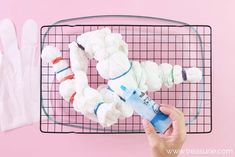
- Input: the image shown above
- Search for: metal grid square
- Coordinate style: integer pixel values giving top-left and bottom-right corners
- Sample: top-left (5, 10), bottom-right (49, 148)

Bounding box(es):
top-left (40, 25), bottom-right (212, 134)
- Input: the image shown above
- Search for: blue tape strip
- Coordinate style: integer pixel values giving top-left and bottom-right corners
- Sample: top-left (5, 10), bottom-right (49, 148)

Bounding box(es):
top-left (182, 69), bottom-right (187, 81)
top-left (77, 43), bottom-right (85, 50)
top-left (56, 67), bottom-right (69, 74)
top-left (109, 62), bottom-right (132, 80)
top-left (94, 102), bottom-right (104, 116)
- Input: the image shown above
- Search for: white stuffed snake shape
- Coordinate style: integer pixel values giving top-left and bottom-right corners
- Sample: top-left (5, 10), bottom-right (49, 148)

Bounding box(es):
top-left (41, 28), bottom-right (202, 127)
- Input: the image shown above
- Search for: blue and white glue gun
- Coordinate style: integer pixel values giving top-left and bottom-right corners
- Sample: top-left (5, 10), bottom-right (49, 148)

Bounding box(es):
top-left (120, 85), bottom-right (172, 133)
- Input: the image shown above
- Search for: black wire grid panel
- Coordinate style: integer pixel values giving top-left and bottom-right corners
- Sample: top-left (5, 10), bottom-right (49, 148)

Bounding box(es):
top-left (40, 24), bottom-right (212, 134)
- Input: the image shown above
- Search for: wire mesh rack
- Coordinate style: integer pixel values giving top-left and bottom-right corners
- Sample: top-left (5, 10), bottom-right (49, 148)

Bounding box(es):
top-left (40, 15), bottom-right (212, 134)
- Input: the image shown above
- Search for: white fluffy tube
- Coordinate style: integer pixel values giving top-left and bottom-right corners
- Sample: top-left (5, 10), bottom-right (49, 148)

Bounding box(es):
top-left (42, 28), bottom-right (202, 128)
top-left (185, 67), bottom-right (202, 82)
top-left (69, 41), bottom-right (88, 73)
top-left (42, 45), bottom-right (125, 127)
top-left (75, 28), bottom-right (203, 126)
top-left (41, 46), bottom-right (76, 103)
top-left (98, 85), bottom-right (133, 119)
top-left (69, 45), bottom-right (124, 127)
top-left (141, 61), bottom-right (162, 91)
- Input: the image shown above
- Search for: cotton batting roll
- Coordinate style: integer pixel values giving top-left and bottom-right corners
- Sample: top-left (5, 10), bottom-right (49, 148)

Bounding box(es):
top-left (141, 61), bottom-right (163, 91)
top-left (97, 85), bottom-right (118, 103)
top-left (53, 60), bottom-right (73, 82)
top-left (173, 65), bottom-right (184, 84)
top-left (77, 28), bottom-right (111, 59)
top-left (41, 45), bottom-right (76, 103)
top-left (173, 65), bottom-right (202, 84)
top-left (69, 41), bottom-right (88, 73)
top-left (41, 45), bottom-right (61, 63)
top-left (185, 67), bottom-right (202, 82)
top-left (104, 32), bottom-right (128, 56)
top-left (73, 87), bottom-right (103, 122)
top-left (96, 52), bottom-right (130, 80)
top-left (72, 70), bottom-right (103, 121)
top-left (74, 70), bottom-right (89, 95)
top-left (77, 28), bottom-right (128, 61)
top-left (69, 41), bottom-right (131, 126)
top-left (59, 79), bottom-right (76, 102)
top-left (131, 61), bottom-right (148, 92)
top-left (97, 85), bottom-right (134, 119)
top-left (78, 86), bottom-right (123, 127)
top-left (42, 46), bottom-right (73, 82)
top-left (72, 27), bottom-right (203, 127)
top-left (42, 44), bottom-right (127, 127)
top-left (96, 102), bottom-right (121, 127)
top-left (158, 63), bottom-right (174, 88)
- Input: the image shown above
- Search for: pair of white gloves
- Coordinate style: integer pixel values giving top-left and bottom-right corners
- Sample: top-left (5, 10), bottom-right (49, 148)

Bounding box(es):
top-left (0, 19), bottom-right (39, 131)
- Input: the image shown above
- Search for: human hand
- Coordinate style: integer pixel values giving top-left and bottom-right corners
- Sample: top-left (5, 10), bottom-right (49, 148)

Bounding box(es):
top-left (142, 104), bottom-right (186, 157)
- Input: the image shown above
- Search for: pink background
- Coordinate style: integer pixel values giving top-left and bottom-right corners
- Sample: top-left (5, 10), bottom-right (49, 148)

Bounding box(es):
top-left (0, 0), bottom-right (235, 156)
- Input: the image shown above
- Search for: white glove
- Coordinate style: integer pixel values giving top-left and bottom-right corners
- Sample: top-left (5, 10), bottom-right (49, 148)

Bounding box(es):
top-left (0, 19), bottom-right (39, 131)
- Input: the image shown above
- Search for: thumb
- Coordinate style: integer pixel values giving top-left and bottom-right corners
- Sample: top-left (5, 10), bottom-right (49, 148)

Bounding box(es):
top-left (142, 119), bottom-right (160, 146)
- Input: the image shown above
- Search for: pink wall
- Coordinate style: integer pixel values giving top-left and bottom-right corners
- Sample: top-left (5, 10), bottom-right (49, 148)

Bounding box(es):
top-left (0, 0), bottom-right (235, 156)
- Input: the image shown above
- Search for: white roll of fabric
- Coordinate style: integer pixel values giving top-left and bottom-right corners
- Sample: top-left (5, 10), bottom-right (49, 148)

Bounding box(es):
top-left (41, 46), bottom-right (76, 103)
top-left (97, 85), bottom-right (133, 119)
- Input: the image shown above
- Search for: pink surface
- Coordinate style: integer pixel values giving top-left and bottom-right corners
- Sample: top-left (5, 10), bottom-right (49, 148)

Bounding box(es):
top-left (0, 0), bottom-right (235, 157)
